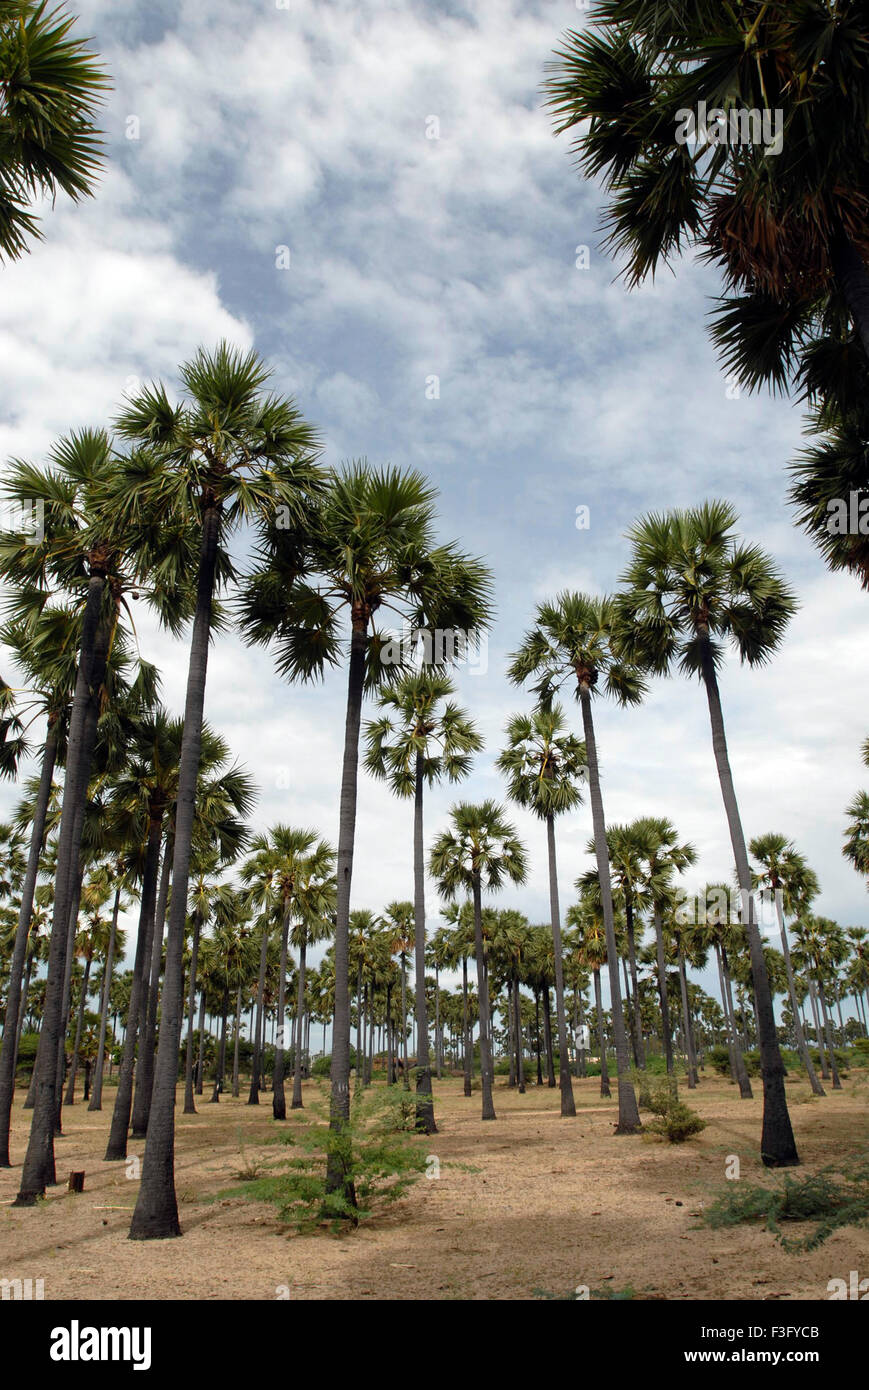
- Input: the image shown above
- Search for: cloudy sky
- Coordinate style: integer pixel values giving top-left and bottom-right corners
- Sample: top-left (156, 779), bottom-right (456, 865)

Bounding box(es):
top-left (2, 0), bottom-right (867, 1013)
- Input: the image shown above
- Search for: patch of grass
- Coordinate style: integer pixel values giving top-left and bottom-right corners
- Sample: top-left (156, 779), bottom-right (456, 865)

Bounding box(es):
top-left (702, 1152), bottom-right (869, 1252)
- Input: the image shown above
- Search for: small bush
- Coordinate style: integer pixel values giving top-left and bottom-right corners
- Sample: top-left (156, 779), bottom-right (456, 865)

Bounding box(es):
top-left (703, 1153), bottom-right (869, 1252)
top-left (644, 1078), bottom-right (706, 1143)
top-left (705, 1045), bottom-right (731, 1076)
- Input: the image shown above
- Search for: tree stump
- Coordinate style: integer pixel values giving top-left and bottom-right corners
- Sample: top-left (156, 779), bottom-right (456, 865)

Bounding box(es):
top-left (68, 1171), bottom-right (85, 1193)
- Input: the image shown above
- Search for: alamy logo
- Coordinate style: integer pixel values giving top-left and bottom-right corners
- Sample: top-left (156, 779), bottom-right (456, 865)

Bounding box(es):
top-left (49, 1321), bottom-right (152, 1371)
top-left (827, 1271), bottom-right (869, 1300)
top-left (675, 101), bottom-right (783, 156)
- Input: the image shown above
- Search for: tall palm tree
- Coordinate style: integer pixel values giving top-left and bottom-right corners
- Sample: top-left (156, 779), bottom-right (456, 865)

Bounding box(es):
top-left (365, 669), bottom-right (481, 1130)
top-left (618, 501), bottom-right (799, 1167)
top-left (430, 801), bottom-right (526, 1121)
top-left (696, 881), bottom-right (754, 1099)
top-left (239, 462), bottom-right (492, 1210)
top-left (498, 704), bottom-right (586, 1117)
top-left (749, 834), bottom-right (825, 1096)
top-left (105, 343), bottom-right (321, 1240)
top-left (508, 591), bottom-right (644, 1134)
top-left (793, 914), bottom-right (849, 1090)
top-left (0, 0), bottom-right (109, 260)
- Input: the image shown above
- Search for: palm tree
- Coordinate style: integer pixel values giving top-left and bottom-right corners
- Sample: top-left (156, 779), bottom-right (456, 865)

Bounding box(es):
top-left (544, 5), bottom-right (869, 378)
top-left (0, 0), bottom-right (109, 260)
top-left (793, 915), bottom-right (849, 1090)
top-left (696, 881), bottom-right (754, 1098)
top-left (430, 801), bottom-right (526, 1121)
top-left (497, 704), bottom-right (586, 1116)
top-left (618, 501), bottom-right (799, 1167)
top-left (566, 893), bottom-right (612, 1098)
top-left (631, 817), bottom-right (697, 1076)
top-left (365, 670), bottom-right (481, 1131)
top-left (87, 861), bottom-right (126, 1111)
top-left (238, 461), bottom-right (492, 1209)
top-left (508, 591), bottom-right (644, 1134)
top-left (749, 834), bottom-right (826, 1096)
top-left (99, 343), bottom-right (322, 1239)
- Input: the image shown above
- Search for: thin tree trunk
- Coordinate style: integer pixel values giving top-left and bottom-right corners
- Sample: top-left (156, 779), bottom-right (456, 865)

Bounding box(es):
top-left (89, 886), bottom-right (121, 1112)
top-left (461, 956), bottom-right (471, 1096)
top-left (130, 499), bottom-right (221, 1240)
top-left (104, 816), bottom-right (163, 1161)
top-left (652, 904), bottom-right (674, 1075)
top-left (546, 813), bottom-right (576, 1116)
top-left (534, 987), bottom-right (543, 1085)
top-left (471, 874), bottom-right (496, 1120)
top-left (593, 968), bottom-right (611, 1098)
top-left (434, 964), bottom-right (442, 1080)
top-left (775, 902), bottom-right (824, 1097)
top-left (273, 908), bottom-right (291, 1120)
top-left (53, 861), bottom-right (85, 1134)
top-left (400, 952), bottom-right (409, 1090)
top-left (579, 686), bottom-right (640, 1132)
top-left (195, 989), bottom-right (207, 1095)
top-left (291, 934), bottom-right (307, 1109)
top-left (413, 752), bottom-right (436, 1132)
top-left (677, 950), bottom-right (698, 1088)
top-left (722, 946), bottom-right (754, 1098)
top-left (0, 719), bottom-right (58, 1166)
top-left (232, 985), bottom-right (242, 1097)
top-left (816, 977), bottom-right (842, 1090)
top-left (324, 608), bottom-right (367, 1208)
top-left (182, 911), bottom-right (203, 1115)
top-left (700, 643), bottom-right (797, 1167)
top-left (248, 921), bottom-right (269, 1106)
top-left (210, 987), bottom-right (229, 1102)
top-left (543, 985), bottom-right (556, 1087)
top-left (624, 896), bottom-right (645, 1069)
top-left (131, 836), bottom-right (171, 1136)
top-left (64, 951), bottom-right (92, 1105)
top-left (514, 976), bottom-right (525, 1093)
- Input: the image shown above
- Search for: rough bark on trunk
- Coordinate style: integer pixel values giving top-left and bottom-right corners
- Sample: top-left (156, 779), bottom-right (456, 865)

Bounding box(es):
top-left (130, 501), bottom-right (220, 1240)
top-left (131, 836), bottom-right (171, 1136)
top-left (291, 934), bottom-right (307, 1109)
top-left (0, 719), bottom-right (58, 1165)
top-left (593, 968), bottom-right (611, 1098)
top-left (64, 951), bottom-right (92, 1105)
top-left (579, 686), bottom-right (639, 1132)
top-left (89, 885), bottom-right (121, 1112)
top-left (182, 910), bottom-right (203, 1115)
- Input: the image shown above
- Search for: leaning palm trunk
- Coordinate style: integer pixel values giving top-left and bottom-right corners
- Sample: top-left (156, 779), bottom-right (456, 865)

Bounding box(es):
top-left (291, 934), bottom-right (307, 1109)
top-left (132, 837), bottom-right (171, 1136)
top-left (272, 908), bottom-right (291, 1120)
top-left (413, 753), bottom-right (436, 1132)
top-left (579, 686), bottom-right (640, 1132)
top-left (89, 886), bottom-right (121, 1112)
top-left (130, 501), bottom-right (221, 1240)
top-left (546, 814), bottom-right (576, 1116)
top-left (593, 967), bottom-right (611, 1098)
top-left (774, 902), bottom-right (824, 1097)
top-left (471, 874), bottom-right (496, 1120)
top-left (182, 910), bottom-right (203, 1115)
top-left (324, 610), bottom-right (367, 1207)
top-left (16, 575), bottom-right (110, 1205)
top-left (0, 719), bottom-right (59, 1165)
top-left (105, 815), bottom-right (163, 1160)
top-left (700, 643), bottom-right (797, 1166)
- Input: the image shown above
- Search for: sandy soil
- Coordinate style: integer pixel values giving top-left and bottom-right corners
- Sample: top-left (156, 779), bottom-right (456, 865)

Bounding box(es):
top-left (1, 1069), bottom-right (867, 1301)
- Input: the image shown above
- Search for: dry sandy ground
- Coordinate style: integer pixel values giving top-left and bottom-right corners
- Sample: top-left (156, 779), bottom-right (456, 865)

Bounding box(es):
top-left (1, 1070), bottom-right (867, 1301)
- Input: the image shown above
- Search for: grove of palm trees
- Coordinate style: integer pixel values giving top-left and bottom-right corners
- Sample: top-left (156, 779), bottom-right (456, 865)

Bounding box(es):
top-left (1, 0), bottom-right (868, 1329)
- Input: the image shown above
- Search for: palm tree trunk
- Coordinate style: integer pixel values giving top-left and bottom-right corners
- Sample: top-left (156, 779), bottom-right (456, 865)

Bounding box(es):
top-left (182, 911), bottom-right (203, 1115)
top-left (248, 922), bottom-right (269, 1106)
top-left (545, 814), bottom-right (576, 1115)
top-left (471, 873), bottom-right (496, 1120)
top-left (64, 951), bottom-right (92, 1105)
top-left (413, 752), bottom-right (436, 1132)
top-left (324, 608), bottom-right (367, 1207)
top-left (816, 977), bottom-right (842, 1090)
top-left (542, 985), bottom-right (556, 1087)
top-left (13, 951), bottom-right (35, 1079)
top-left (195, 990), bottom-right (207, 1094)
top-left (105, 815), bottom-right (163, 1161)
top-left (291, 934), bottom-right (307, 1109)
top-left (652, 905), bottom-right (674, 1075)
top-left (130, 498), bottom-right (221, 1240)
top-left (579, 686), bottom-right (640, 1132)
top-left (775, 903), bottom-right (824, 1096)
top-left (232, 986), bottom-right (242, 1097)
top-left (700, 643), bottom-right (797, 1167)
top-left (513, 976), bottom-right (525, 1093)
top-left (593, 968), bottom-right (611, 1097)
top-left (131, 835), bottom-right (171, 1136)
top-left (721, 945), bottom-right (754, 1098)
top-left (807, 979), bottom-right (828, 1077)
top-left (0, 718), bottom-right (58, 1166)
top-left (272, 908), bottom-right (291, 1120)
top-left (677, 950), bottom-right (698, 1088)
top-left (400, 952), bottom-right (409, 1090)
top-left (461, 956), bottom-right (471, 1096)
top-left (89, 886), bottom-right (121, 1112)
top-left (210, 987), bottom-right (229, 1102)
top-left (624, 897), bottom-right (644, 1069)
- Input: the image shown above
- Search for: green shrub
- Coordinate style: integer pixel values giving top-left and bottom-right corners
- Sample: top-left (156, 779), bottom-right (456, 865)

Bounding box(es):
top-left (706, 1045), bottom-right (731, 1076)
top-left (703, 1152), bottom-right (869, 1252)
top-left (644, 1078), bottom-right (706, 1143)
